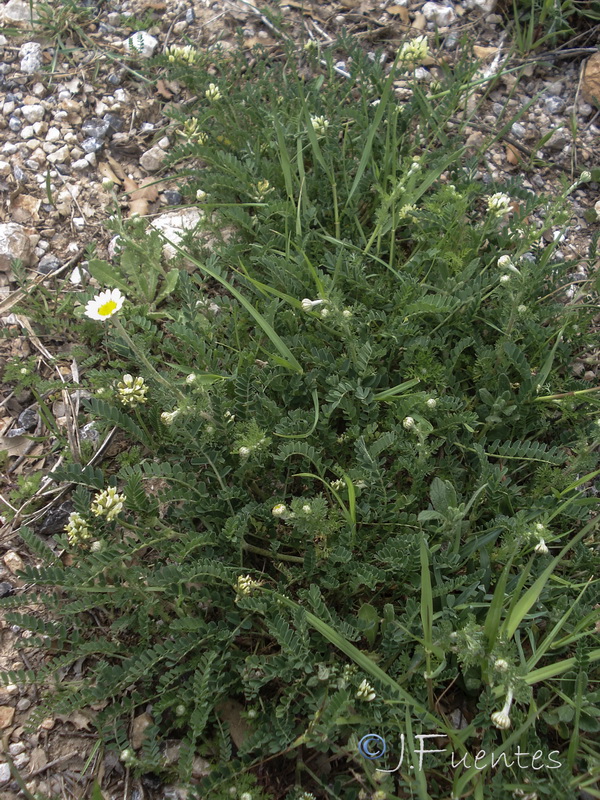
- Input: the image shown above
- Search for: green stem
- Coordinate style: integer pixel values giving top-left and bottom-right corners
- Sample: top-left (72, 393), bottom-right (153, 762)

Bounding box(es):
top-left (243, 542), bottom-right (304, 563)
top-left (535, 385), bottom-right (600, 402)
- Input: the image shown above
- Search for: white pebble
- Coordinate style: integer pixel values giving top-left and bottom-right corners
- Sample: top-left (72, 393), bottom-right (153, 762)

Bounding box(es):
top-left (21, 104), bottom-right (44, 123)
top-left (0, 762), bottom-right (11, 784)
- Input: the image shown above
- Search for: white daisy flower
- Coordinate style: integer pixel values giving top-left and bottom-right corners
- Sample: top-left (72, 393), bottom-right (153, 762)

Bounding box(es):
top-left (84, 288), bottom-right (125, 321)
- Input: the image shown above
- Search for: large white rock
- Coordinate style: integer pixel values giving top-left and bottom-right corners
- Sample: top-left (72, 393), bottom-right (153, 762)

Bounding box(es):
top-left (152, 208), bottom-right (203, 260)
top-left (0, 0), bottom-right (38, 26)
top-left (122, 32), bottom-right (159, 59)
top-left (19, 42), bottom-right (43, 73)
top-left (0, 223), bottom-right (32, 270)
top-left (422, 2), bottom-right (456, 25)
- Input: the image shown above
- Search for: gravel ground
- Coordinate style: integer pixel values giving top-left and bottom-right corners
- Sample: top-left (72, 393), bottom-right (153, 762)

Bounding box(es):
top-left (0, 1), bottom-right (598, 798)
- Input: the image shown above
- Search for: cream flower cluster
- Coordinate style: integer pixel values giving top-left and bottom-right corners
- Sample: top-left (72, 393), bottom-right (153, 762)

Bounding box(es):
top-left (116, 374), bottom-right (148, 408)
top-left (91, 487), bottom-right (126, 522)
top-left (398, 35), bottom-right (428, 64)
top-left (161, 408), bottom-right (182, 426)
top-left (356, 679), bottom-right (376, 702)
top-left (165, 44), bottom-right (198, 64)
top-left (487, 192), bottom-right (512, 217)
top-left (205, 83), bottom-right (222, 102)
top-left (178, 118), bottom-right (208, 144)
top-left (254, 179), bottom-right (274, 202)
top-left (310, 115), bottom-right (329, 136)
top-left (235, 574), bottom-right (263, 599)
top-left (65, 511), bottom-right (91, 546)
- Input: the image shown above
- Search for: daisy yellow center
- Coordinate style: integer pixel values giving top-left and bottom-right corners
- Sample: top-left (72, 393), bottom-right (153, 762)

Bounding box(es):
top-left (99, 300), bottom-right (117, 316)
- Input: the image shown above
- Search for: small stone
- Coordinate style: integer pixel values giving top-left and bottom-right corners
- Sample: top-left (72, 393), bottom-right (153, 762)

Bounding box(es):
top-left (107, 73), bottom-right (122, 87)
top-left (19, 42), bottom-right (43, 74)
top-left (163, 190), bottom-right (182, 205)
top-left (8, 116), bottom-right (22, 132)
top-left (191, 756), bottom-right (211, 778)
top-left (0, 582), bottom-right (13, 598)
top-left (39, 718), bottom-right (55, 731)
top-left (21, 124), bottom-right (35, 139)
top-left (0, 762), bottom-right (11, 785)
top-left (16, 697), bottom-right (31, 711)
top-left (46, 145), bottom-right (70, 164)
top-left (158, 136), bottom-right (170, 150)
top-left (37, 254), bottom-right (60, 273)
top-left (32, 121), bottom-right (46, 136)
top-left (3, 551), bottom-right (24, 575)
top-left (18, 407), bottom-right (38, 430)
top-left (584, 371), bottom-right (596, 381)
top-left (173, 20), bottom-right (187, 34)
top-left (185, 7), bottom-right (195, 23)
top-left (422, 1), bottom-right (456, 26)
top-left (21, 103), bottom-right (44, 124)
top-left (131, 712), bottom-right (153, 749)
top-left (107, 12), bottom-right (121, 25)
top-left (8, 743), bottom-right (25, 756)
top-left (544, 128), bottom-right (569, 151)
top-left (0, 0), bottom-right (38, 26)
top-left (45, 127), bottom-right (60, 142)
top-left (72, 158), bottom-right (88, 170)
top-left (545, 95), bottom-right (566, 115)
top-left (13, 752), bottom-right (29, 768)
top-left (3, 101), bottom-right (15, 115)
top-left (140, 145), bottom-right (167, 172)
top-left (81, 137), bottom-right (104, 154)
top-left (82, 117), bottom-right (111, 139)
top-left (0, 160), bottom-right (10, 177)
top-left (122, 32), bottom-right (159, 59)
top-left (0, 705), bottom-right (16, 728)
top-left (511, 122), bottom-right (526, 138)
top-left (0, 223), bottom-right (32, 270)
top-left (103, 112), bottom-right (123, 132)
